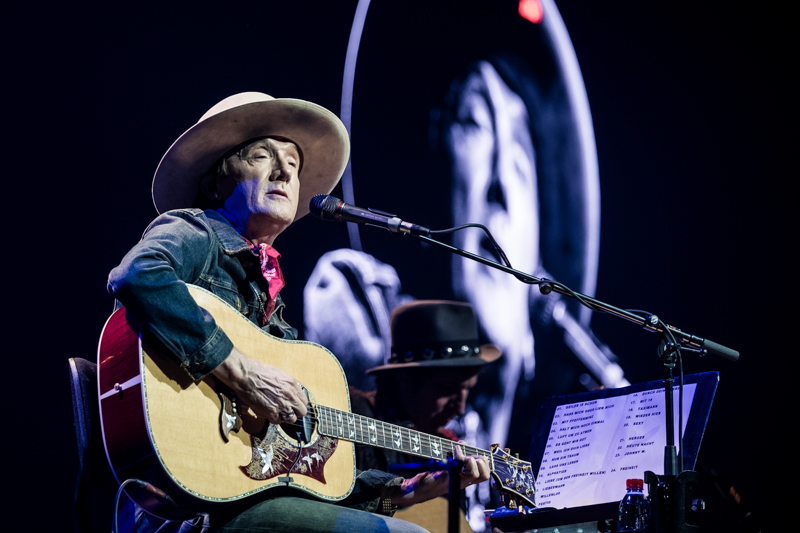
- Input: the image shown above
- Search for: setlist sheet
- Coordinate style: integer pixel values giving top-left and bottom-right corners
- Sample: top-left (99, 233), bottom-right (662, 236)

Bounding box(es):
top-left (535, 384), bottom-right (696, 509)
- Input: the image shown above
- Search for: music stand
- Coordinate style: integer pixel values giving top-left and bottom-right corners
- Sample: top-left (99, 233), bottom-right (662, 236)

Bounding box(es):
top-left (490, 372), bottom-right (718, 533)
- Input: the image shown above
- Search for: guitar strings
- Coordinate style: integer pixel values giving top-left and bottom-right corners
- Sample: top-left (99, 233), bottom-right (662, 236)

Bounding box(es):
top-left (272, 415), bottom-right (536, 501)
top-left (272, 412), bottom-right (530, 469)
top-left (284, 410), bottom-right (490, 457)
top-left (268, 408), bottom-right (536, 499)
top-left (280, 413), bottom-right (489, 457)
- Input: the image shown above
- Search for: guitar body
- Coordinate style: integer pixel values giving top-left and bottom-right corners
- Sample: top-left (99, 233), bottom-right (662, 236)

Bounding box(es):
top-left (98, 285), bottom-right (356, 520)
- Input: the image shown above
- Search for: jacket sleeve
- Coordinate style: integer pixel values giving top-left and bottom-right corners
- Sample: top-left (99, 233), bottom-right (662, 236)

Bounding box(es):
top-left (339, 468), bottom-right (403, 513)
top-left (107, 210), bottom-right (234, 380)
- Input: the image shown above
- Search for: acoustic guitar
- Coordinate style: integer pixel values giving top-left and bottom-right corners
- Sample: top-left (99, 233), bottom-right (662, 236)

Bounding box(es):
top-left (98, 284), bottom-right (536, 520)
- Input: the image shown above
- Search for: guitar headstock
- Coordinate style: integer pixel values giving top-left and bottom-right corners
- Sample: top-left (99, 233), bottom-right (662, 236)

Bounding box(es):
top-left (489, 444), bottom-right (536, 509)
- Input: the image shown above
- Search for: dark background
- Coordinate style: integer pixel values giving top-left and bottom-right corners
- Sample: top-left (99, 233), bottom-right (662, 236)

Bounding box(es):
top-left (8, 1), bottom-right (788, 531)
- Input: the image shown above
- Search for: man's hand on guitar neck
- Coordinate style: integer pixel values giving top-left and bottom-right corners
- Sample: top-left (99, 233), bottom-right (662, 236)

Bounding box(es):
top-left (211, 347), bottom-right (309, 425)
top-left (389, 444), bottom-right (491, 508)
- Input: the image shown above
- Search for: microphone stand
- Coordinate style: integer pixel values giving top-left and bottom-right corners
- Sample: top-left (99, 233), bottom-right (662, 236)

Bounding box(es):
top-left (412, 234), bottom-right (739, 362)
top-left (410, 233), bottom-right (739, 532)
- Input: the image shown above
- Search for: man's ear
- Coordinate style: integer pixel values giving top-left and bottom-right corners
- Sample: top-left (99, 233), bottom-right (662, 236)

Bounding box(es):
top-left (199, 173), bottom-right (219, 200)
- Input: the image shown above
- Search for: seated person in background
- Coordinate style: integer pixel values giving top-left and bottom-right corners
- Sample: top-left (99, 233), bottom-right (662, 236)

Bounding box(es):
top-left (350, 300), bottom-right (501, 530)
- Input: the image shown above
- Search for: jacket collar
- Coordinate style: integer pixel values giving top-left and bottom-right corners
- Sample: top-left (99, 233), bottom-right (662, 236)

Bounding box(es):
top-left (203, 209), bottom-right (253, 255)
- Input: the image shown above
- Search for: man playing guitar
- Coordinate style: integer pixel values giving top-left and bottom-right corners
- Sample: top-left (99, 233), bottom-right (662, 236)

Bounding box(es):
top-left (106, 92), bottom-right (490, 532)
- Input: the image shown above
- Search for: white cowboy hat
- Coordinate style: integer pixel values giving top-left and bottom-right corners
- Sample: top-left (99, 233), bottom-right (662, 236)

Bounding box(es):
top-left (152, 92), bottom-right (350, 220)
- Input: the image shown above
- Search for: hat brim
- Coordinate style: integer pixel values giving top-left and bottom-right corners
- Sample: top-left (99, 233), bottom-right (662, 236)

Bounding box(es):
top-left (152, 98), bottom-right (350, 219)
top-left (365, 343), bottom-right (501, 374)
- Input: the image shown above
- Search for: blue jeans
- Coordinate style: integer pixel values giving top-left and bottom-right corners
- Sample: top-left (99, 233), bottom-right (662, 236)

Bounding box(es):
top-left (217, 497), bottom-right (428, 533)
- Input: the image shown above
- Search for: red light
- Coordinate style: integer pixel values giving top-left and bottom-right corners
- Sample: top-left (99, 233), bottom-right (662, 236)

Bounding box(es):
top-left (518, 0), bottom-right (543, 23)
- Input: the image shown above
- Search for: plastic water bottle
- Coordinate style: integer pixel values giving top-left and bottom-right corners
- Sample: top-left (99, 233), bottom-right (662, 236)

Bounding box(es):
top-left (617, 478), bottom-right (650, 532)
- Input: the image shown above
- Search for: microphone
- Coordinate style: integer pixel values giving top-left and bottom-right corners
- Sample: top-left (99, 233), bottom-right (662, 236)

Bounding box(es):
top-left (309, 195), bottom-right (430, 236)
top-left (662, 325), bottom-right (740, 362)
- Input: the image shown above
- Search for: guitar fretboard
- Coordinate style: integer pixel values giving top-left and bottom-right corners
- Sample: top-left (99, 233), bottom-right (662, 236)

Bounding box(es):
top-left (315, 405), bottom-right (494, 468)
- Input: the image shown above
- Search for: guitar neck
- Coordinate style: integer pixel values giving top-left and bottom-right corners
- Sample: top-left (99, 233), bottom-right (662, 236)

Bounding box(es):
top-left (315, 405), bottom-right (494, 469)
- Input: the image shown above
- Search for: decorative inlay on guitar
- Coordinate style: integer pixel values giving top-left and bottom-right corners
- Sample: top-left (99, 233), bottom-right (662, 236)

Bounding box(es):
top-left (98, 285), bottom-right (535, 520)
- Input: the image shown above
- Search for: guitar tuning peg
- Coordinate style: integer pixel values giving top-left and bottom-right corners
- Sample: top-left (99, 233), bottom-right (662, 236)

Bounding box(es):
top-left (503, 447), bottom-right (511, 454)
top-left (490, 443), bottom-right (499, 451)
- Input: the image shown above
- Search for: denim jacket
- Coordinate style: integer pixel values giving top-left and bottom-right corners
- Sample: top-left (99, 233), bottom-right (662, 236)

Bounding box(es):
top-left (108, 208), bottom-right (297, 380)
top-left (107, 209), bottom-right (399, 531)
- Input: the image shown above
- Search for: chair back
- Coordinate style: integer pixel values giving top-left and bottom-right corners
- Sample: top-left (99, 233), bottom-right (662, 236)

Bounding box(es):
top-left (69, 357), bottom-right (117, 532)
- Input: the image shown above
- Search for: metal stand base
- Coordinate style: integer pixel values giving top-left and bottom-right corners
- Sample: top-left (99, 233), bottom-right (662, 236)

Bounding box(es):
top-left (644, 470), bottom-right (703, 532)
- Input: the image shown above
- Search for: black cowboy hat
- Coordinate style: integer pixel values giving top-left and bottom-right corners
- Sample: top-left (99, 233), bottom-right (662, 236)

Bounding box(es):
top-left (367, 300), bottom-right (501, 373)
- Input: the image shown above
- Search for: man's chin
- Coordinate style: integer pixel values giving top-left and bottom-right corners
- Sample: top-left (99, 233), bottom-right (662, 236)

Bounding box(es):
top-left (252, 207), bottom-right (294, 226)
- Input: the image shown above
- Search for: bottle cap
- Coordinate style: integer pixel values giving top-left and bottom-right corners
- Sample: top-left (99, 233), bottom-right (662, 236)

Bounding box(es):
top-left (626, 478), bottom-right (644, 490)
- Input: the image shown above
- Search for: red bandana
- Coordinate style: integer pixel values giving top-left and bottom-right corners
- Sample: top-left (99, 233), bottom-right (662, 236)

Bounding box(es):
top-left (245, 240), bottom-right (285, 325)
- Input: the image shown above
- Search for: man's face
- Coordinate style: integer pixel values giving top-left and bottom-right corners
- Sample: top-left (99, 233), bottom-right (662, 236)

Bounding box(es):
top-left (400, 368), bottom-right (479, 436)
top-left (446, 61), bottom-right (538, 355)
top-left (217, 137), bottom-right (301, 240)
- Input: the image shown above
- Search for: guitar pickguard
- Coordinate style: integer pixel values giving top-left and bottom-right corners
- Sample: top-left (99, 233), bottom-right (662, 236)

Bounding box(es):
top-left (240, 424), bottom-right (338, 483)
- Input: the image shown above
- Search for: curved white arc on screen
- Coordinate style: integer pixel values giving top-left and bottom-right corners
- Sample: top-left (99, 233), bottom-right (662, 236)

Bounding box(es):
top-left (543, 0), bottom-right (601, 324)
top-left (340, 0), bottom-right (372, 251)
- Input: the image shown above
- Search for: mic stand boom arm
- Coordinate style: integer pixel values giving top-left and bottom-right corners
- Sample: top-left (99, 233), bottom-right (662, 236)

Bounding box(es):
top-left (413, 234), bottom-right (739, 363)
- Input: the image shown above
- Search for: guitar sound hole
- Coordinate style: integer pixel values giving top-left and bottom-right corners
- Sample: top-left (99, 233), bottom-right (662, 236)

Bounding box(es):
top-left (279, 412), bottom-right (312, 444)
top-left (278, 386), bottom-right (315, 445)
